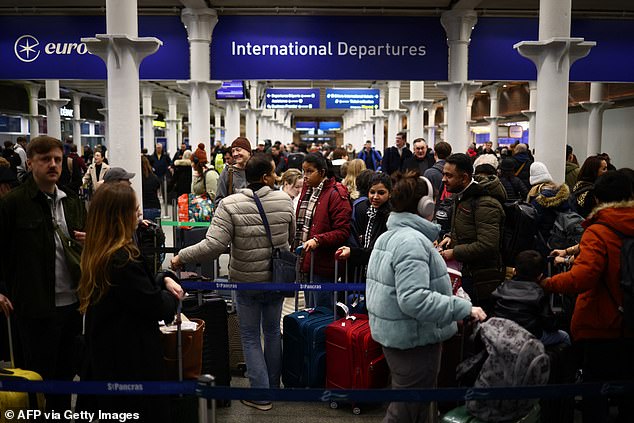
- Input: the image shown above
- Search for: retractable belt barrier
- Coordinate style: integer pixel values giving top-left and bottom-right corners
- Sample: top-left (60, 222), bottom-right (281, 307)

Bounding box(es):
top-left (180, 281), bottom-right (366, 292)
top-left (1, 379), bottom-right (632, 401)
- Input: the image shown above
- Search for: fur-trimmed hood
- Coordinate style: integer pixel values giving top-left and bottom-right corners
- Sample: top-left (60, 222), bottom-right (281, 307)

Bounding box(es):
top-left (528, 182), bottom-right (570, 209)
top-left (586, 199), bottom-right (634, 226)
top-left (174, 158), bottom-right (192, 167)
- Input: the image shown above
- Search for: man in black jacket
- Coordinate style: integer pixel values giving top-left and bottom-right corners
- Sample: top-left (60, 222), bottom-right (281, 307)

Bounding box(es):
top-left (382, 131), bottom-right (412, 176)
top-left (404, 138), bottom-right (435, 175)
top-left (0, 136), bottom-right (86, 415)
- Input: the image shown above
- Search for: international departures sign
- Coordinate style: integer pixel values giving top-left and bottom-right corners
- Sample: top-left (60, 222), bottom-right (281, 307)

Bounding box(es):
top-left (1, 15), bottom-right (634, 82)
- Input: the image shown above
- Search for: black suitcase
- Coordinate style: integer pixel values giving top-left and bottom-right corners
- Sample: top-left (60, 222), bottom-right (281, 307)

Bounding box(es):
top-left (182, 294), bottom-right (232, 407)
top-left (175, 227), bottom-right (216, 278)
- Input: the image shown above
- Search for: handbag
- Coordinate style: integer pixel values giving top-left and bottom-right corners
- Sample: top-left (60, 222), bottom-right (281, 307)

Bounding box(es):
top-left (53, 222), bottom-right (83, 284)
top-left (161, 317), bottom-right (205, 380)
top-left (253, 192), bottom-right (297, 297)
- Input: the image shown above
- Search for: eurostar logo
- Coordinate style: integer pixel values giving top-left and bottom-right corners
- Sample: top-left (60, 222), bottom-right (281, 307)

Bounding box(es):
top-left (14, 35), bottom-right (40, 63)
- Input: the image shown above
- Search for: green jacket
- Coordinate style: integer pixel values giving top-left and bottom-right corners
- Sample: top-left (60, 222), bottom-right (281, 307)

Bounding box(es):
top-left (450, 175), bottom-right (506, 298)
top-left (565, 161), bottom-right (580, 191)
top-left (0, 175), bottom-right (86, 318)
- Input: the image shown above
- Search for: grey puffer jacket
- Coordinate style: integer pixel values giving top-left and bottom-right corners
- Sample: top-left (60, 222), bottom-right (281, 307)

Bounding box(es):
top-left (178, 186), bottom-right (296, 282)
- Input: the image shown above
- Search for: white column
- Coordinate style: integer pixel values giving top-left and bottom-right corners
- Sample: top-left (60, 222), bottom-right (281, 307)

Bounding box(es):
top-left (521, 81), bottom-right (537, 151)
top-left (484, 84), bottom-right (502, 149)
top-left (166, 94), bottom-right (179, 155)
top-left (436, 10), bottom-right (480, 152)
top-left (25, 83), bottom-right (41, 140)
top-left (362, 110), bottom-right (373, 145)
top-left (82, 0), bottom-right (161, 204)
top-left (384, 81), bottom-right (404, 144)
top-left (466, 94), bottom-right (477, 146)
top-left (223, 100), bottom-right (248, 143)
top-left (213, 108), bottom-right (223, 144)
top-left (176, 114), bottom-right (183, 147)
top-left (72, 94), bottom-right (83, 150)
top-left (580, 82), bottom-right (613, 156)
top-left (514, 0), bottom-right (594, 183)
top-left (38, 80), bottom-right (68, 140)
top-left (426, 103), bottom-right (438, 147)
top-left (401, 81), bottom-right (434, 142)
top-left (178, 7), bottom-right (219, 153)
top-left (98, 94), bottom-right (108, 147)
top-left (141, 85), bottom-right (155, 150)
top-left (370, 87), bottom-right (386, 152)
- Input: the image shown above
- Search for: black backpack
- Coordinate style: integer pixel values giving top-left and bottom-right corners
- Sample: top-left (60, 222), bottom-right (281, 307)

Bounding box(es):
top-left (594, 223), bottom-right (634, 329)
top-left (547, 210), bottom-right (585, 250)
top-left (501, 201), bottom-right (539, 266)
top-left (286, 153), bottom-right (304, 170)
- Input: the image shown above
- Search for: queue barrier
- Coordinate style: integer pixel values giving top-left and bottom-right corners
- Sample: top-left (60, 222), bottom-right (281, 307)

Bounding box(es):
top-left (1, 378), bottom-right (633, 423)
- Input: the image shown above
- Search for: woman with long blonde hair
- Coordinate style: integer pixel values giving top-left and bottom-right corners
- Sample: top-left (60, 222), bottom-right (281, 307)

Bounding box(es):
top-left (342, 158), bottom-right (366, 200)
top-left (78, 182), bottom-right (183, 421)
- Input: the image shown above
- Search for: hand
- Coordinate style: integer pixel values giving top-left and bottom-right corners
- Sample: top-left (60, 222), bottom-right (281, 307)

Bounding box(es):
top-left (470, 307), bottom-right (487, 322)
top-left (164, 277), bottom-right (185, 300)
top-left (303, 238), bottom-right (319, 253)
top-left (440, 249), bottom-right (455, 261)
top-left (170, 255), bottom-right (183, 270)
top-left (553, 256), bottom-right (567, 266)
top-left (539, 276), bottom-right (551, 289)
top-left (73, 231), bottom-right (86, 244)
top-left (550, 249), bottom-right (567, 258)
top-left (0, 294), bottom-right (13, 317)
top-left (438, 237), bottom-right (451, 249)
top-left (335, 246), bottom-right (350, 260)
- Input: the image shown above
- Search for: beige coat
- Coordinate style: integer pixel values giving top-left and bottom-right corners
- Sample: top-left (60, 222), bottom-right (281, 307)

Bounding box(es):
top-left (178, 186), bottom-right (296, 283)
top-left (83, 162), bottom-right (110, 189)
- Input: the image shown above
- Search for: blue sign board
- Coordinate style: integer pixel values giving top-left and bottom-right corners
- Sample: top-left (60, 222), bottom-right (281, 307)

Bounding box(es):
top-left (0, 16), bottom-right (189, 80)
top-left (325, 89), bottom-right (379, 109)
top-left (295, 121), bottom-right (317, 130)
top-left (216, 80), bottom-right (246, 99)
top-left (470, 18), bottom-right (634, 82)
top-left (265, 88), bottom-right (320, 109)
top-left (211, 16), bottom-right (448, 80)
top-left (319, 121), bottom-right (342, 131)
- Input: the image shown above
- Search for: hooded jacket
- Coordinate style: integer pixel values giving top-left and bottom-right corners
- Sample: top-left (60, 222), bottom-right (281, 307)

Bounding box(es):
top-left (366, 212), bottom-right (472, 349)
top-left (543, 200), bottom-right (634, 341)
top-left (170, 158), bottom-right (192, 196)
top-left (450, 175), bottom-right (506, 295)
top-left (565, 161), bottom-right (580, 191)
top-left (178, 186), bottom-right (295, 283)
top-left (512, 152), bottom-right (533, 187)
top-left (527, 182), bottom-right (572, 249)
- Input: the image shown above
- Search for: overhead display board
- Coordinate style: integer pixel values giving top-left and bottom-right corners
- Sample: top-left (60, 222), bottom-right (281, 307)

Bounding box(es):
top-left (211, 16), bottom-right (448, 80)
top-left (0, 16), bottom-right (189, 80)
top-left (265, 88), bottom-right (320, 109)
top-left (470, 18), bottom-right (634, 82)
top-left (325, 88), bottom-right (380, 109)
top-left (215, 80), bottom-right (246, 100)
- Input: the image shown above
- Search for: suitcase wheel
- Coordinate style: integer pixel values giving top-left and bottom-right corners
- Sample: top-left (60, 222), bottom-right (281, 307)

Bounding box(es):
top-left (329, 401), bottom-right (338, 409)
top-left (352, 406), bottom-right (361, 415)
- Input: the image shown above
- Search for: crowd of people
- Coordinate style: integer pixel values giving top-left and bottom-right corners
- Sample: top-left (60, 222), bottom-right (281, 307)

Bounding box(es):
top-left (0, 132), bottom-right (632, 423)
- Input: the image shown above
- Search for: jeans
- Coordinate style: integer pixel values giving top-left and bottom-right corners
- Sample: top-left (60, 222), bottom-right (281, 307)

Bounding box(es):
top-left (235, 290), bottom-right (284, 390)
top-left (540, 329), bottom-right (571, 346)
top-left (305, 274), bottom-right (334, 310)
top-left (143, 208), bottom-right (161, 221)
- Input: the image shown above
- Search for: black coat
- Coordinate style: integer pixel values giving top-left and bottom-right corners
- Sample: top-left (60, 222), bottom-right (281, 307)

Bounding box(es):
top-left (492, 278), bottom-right (556, 339)
top-left (403, 151), bottom-right (435, 176)
top-left (383, 146), bottom-right (413, 176)
top-left (84, 250), bottom-right (179, 421)
top-left (348, 200), bottom-right (390, 275)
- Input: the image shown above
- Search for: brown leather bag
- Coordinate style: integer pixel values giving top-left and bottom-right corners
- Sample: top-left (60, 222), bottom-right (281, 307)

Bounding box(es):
top-left (161, 318), bottom-right (205, 380)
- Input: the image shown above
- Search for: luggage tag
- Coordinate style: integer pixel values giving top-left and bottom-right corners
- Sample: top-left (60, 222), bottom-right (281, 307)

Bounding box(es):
top-left (335, 302), bottom-right (356, 326)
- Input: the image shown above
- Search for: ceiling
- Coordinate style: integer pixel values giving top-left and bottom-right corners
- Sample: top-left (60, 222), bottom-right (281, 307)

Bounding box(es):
top-left (1, 0), bottom-right (633, 119)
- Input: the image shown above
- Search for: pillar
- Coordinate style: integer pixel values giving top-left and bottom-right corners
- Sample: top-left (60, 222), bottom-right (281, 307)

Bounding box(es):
top-left (213, 108), bottom-right (223, 144)
top-left (82, 0), bottom-right (161, 203)
top-left (141, 85), bottom-right (155, 151)
top-left (514, 0), bottom-right (594, 183)
top-left (436, 10), bottom-right (480, 151)
top-left (38, 80), bottom-right (68, 140)
top-left (222, 100), bottom-right (248, 144)
top-left (401, 81), bottom-right (434, 141)
top-left (25, 83), bottom-right (41, 140)
top-left (466, 94), bottom-right (477, 147)
top-left (98, 93), bottom-right (108, 147)
top-left (72, 94), bottom-right (83, 150)
top-left (521, 81), bottom-right (537, 151)
top-left (384, 81), bottom-right (405, 145)
top-left (580, 82), bottom-right (613, 156)
top-left (166, 94), bottom-right (180, 154)
top-left (178, 7), bottom-right (219, 153)
top-left (484, 84), bottom-right (502, 149)
top-left (426, 103), bottom-right (438, 147)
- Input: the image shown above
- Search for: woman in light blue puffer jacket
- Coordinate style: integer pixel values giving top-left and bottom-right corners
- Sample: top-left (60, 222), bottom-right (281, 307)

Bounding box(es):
top-left (366, 171), bottom-right (487, 423)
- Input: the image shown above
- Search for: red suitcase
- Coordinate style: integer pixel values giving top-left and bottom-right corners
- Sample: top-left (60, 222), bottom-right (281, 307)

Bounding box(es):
top-left (325, 313), bottom-right (390, 415)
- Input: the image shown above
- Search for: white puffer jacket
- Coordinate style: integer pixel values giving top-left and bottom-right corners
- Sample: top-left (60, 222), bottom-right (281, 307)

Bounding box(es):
top-left (178, 186), bottom-right (296, 282)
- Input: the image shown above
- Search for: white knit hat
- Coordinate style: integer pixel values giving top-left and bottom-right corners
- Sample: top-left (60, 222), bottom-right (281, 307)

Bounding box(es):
top-left (529, 161), bottom-right (553, 185)
top-left (473, 154), bottom-right (499, 169)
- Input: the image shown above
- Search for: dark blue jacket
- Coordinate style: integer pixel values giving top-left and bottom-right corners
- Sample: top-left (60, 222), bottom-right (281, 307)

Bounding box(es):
top-left (383, 146), bottom-right (412, 175)
top-left (357, 148), bottom-right (382, 171)
top-left (149, 152), bottom-right (172, 179)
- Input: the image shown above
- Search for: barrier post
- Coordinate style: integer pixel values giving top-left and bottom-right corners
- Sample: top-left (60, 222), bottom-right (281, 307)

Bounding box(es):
top-left (197, 374), bottom-right (215, 423)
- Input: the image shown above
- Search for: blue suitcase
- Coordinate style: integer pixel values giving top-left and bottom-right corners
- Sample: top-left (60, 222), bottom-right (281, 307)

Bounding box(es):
top-left (282, 306), bottom-right (332, 387)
